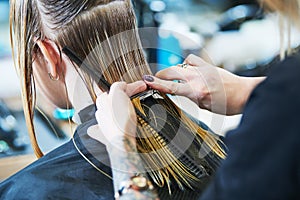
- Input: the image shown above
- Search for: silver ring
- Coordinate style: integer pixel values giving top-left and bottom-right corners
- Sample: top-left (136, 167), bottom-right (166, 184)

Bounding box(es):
top-left (177, 63), bottom-right (189, 69)
top-left (48, 73), bottom-right (60, 81)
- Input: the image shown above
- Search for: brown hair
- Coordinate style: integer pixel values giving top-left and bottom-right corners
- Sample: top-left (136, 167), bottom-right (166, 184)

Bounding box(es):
top-left (10, 0), bottom-right (225, 190)
top-left (10, 0), bottom-right (146, 157)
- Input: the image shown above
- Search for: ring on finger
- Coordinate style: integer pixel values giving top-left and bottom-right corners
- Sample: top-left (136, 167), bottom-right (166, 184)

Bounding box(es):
top-left (177, 63), bottom-right (189, 69)
top-left (177, 79), bottom-right (186, 84)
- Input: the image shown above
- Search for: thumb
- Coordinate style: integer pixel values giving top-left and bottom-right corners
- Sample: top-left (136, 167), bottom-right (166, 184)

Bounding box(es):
top-left (126, 81), bottom-right (147, 96)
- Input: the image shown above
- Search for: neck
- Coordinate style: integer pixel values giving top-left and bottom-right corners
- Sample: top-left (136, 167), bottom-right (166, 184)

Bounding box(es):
top-left (65, 67), bottom-right (95, 116)
top-left (63, 57), bottom-right (104, 122)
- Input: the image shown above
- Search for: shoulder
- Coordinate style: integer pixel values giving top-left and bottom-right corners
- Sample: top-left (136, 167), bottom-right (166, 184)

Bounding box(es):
top-left (190, 53), bottom-right (300, 200)
top-left (246, 52), bottom-right (300, 113)
top-left (0, 125), bottom-right (114, 199)
top-left (232, 52), bottom-right (300, 143)
top-left (214, 52), bottom-right (300, 199)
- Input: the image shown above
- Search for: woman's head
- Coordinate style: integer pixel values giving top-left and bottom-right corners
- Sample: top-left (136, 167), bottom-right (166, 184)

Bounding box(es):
top-left (11, 0), bottom-right (149, 103)
top-left (10, 0), bottom-right (150, 157)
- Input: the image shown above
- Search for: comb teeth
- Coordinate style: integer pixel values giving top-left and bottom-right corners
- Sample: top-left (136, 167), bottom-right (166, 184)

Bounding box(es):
top-left (132, 95), bottom-right (225, 192)
top-left (137, 113), bottom-right (208, 182)
top-left (153, 128), bottom-right (208, 179)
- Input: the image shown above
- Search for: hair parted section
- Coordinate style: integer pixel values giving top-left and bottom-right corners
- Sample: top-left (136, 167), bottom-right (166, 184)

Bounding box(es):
top-left (55, 0), bottom-right (151, 89)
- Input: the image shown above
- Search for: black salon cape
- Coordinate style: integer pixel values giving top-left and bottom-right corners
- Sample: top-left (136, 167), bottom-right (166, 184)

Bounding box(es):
top-left (0, 105), bottom-right (115, 200)
top-left (0, 104), bottom-right (213, 200)
top-left (200, 53), bottom-right (300, 200)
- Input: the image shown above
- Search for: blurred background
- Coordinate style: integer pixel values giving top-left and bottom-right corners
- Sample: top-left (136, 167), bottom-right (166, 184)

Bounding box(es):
top-left (0, 0), bottom-right (300, 180)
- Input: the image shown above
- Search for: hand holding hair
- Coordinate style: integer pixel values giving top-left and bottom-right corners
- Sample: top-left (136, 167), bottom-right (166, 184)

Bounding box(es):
top-left (89, 81), bottom-right (147, 147)
top-left (89, 81), bottom-right (159, 200)
top-left (143, 54), bottom-right (265, 115)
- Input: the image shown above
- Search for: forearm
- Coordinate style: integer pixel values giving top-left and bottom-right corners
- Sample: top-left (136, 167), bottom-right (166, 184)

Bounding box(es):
top-left (208, 67), bottom-right (265, 115)
top-left (107, 138), bottom-right (159, 200)
top-left (223, 70), bottom-right (265, 115)
top-left (238, 76), bottom-right (266, 111)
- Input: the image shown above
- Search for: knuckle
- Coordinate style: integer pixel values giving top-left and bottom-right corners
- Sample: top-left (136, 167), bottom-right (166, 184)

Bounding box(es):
top-left (113, 81), bottom-right (125, 88)
top-left (155, 70), bottom-right (167, 78)
top-left (185, 54), bottom-right (196, 62)
top-left (169, 82), bottom-right (177, 92)
top-left (96, 95), bottom-right (104, 106)
top-left (111, 81), bottom-right (126, 93)
top-left (186, 54), bottom-right (195, 60)
top-left (97, 93), bottom-right (110, 107)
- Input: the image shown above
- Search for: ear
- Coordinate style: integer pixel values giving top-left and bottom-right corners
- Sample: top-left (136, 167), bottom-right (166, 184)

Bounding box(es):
top-left (36, 39), bottom-right (61, 79)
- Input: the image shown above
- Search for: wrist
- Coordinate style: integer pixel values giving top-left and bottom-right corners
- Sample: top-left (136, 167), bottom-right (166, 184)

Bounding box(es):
top-left (238, 76), bottom-right (265, 112)
top-left (106, 135), bottom-right (143, 172)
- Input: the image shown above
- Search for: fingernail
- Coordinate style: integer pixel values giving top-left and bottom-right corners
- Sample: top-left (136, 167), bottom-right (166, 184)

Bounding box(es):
top-left (143, 75), bottom-right (154, 82)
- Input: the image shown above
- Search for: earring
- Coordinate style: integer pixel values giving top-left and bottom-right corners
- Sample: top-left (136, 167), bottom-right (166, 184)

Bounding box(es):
top-left (48, 73), bottom-right (59, 81)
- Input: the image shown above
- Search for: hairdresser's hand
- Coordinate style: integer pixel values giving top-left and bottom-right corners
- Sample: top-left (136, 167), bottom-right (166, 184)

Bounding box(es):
top-left (143, 54), bottom-right (265, 115)
top-left (89, 82), bottom-right (159, 200)
top-left (88, 81), bottom-right (146, 148)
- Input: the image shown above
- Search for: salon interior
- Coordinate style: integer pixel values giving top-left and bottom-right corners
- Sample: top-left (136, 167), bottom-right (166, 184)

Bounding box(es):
top-left (0, 0), bottom-right (299, 181)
